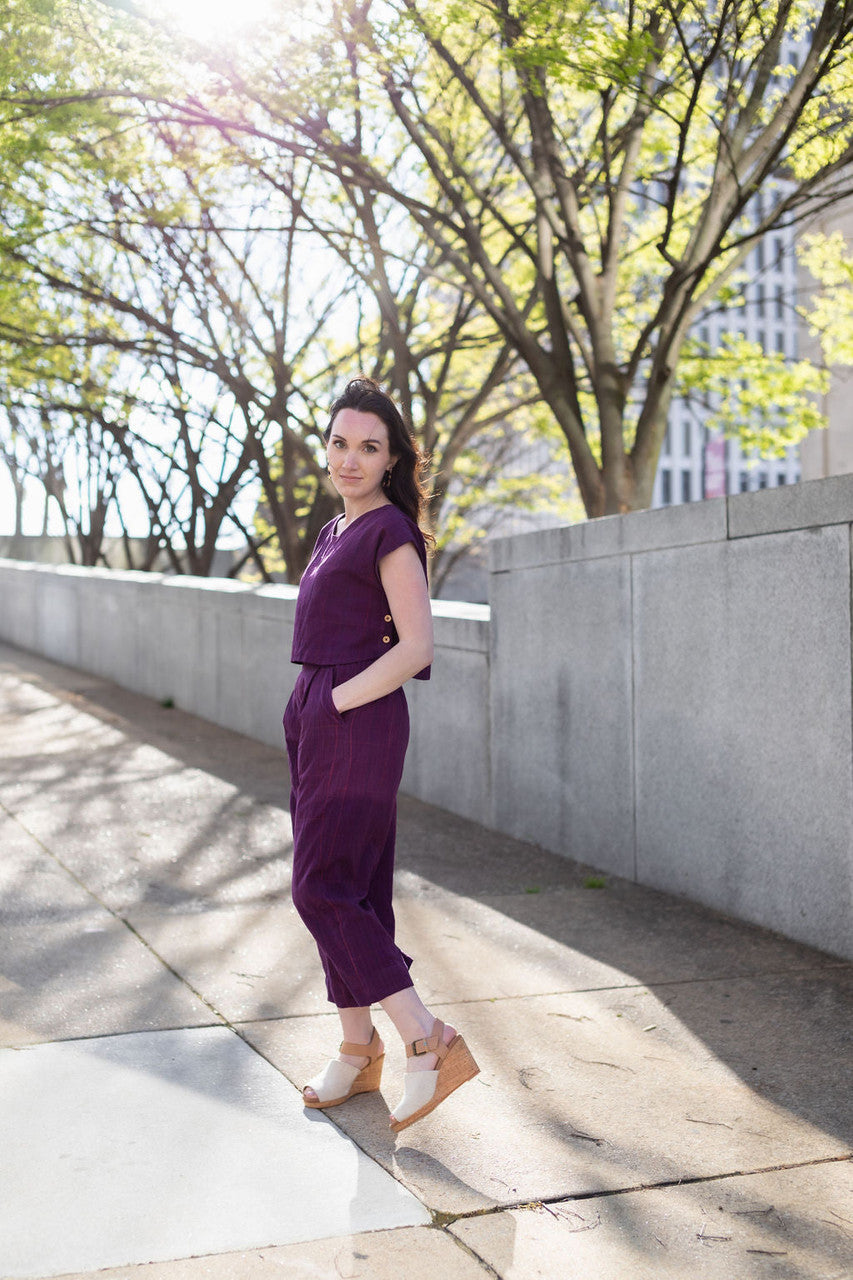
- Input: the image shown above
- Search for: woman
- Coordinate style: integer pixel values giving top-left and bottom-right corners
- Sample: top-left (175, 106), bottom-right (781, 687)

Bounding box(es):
top-left (283, 377), bottom-right (479, 1133)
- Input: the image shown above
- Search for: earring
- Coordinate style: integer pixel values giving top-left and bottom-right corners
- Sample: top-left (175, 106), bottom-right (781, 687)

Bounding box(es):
top-left (383, 467), bottom-right (392, 488)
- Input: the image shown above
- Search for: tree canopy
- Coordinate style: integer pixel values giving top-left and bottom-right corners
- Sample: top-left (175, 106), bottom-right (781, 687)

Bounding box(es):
top-left (1, 0), bottom-right (851, 581)
top-left (198, 0), bottom-right (850, 515)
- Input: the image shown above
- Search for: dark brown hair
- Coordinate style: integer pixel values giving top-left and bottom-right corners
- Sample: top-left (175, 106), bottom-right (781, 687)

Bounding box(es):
top-left (325, 377), bottom-right (433, 539)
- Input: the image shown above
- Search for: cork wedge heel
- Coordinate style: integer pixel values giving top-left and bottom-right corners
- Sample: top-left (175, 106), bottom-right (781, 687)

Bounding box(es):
top-left (303, 1028), bottom-right (384, 1108)
top-left (389, 1019), bottom-right (479, 1133)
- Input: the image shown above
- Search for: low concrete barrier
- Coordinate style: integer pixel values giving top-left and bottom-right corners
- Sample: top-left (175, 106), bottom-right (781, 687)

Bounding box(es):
top-left (1, 473), bottom-right (851, 959)
top-left (0, 561), bottom-right (491, 827)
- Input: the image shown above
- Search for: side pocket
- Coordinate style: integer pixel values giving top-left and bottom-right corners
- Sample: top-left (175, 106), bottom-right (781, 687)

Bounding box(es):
top-left (324, 666), bottom-right (346, 722)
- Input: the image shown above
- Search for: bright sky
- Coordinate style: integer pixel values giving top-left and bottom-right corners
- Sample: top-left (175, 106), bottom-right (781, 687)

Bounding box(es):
top-left (144, 0), bottom-right (281, 36)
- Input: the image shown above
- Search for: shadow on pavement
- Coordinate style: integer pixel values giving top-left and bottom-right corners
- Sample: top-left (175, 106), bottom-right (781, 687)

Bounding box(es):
top-left (1, 641), bottom-right (850, 1183)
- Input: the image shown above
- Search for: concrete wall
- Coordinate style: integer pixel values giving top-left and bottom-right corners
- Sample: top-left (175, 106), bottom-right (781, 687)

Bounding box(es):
top-left (1, 473), bottom-right (851, 959)
top-left (489, 475), bottom-right (853, 961)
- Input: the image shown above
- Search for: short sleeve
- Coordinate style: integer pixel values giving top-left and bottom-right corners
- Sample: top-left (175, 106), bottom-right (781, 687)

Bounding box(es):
top-left (374, 513), bottom-right (429, 585)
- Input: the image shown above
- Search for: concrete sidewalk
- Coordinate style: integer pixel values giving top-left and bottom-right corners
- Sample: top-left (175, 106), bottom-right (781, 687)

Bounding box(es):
top-left (0, 640), bottom-right (850, 1280)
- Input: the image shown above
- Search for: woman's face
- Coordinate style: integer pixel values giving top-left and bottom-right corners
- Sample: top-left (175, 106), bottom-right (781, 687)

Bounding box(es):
top-left (326, 408), bottom-right (397, 504)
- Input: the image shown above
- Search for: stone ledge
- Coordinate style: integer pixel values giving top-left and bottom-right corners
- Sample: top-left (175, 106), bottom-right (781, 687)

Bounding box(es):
top-left (489, 498), bottom-right (727, 573)
top-left (0, 558), bottom-right (168, 586)
top-left (727, 472), bottom-right (853, 538)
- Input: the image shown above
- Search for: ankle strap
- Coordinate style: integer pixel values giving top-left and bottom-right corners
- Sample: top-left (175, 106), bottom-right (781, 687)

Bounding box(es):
top-left (406, 1019), bottom-right (447, 1059)
top-left (339, 1028), bottom-right (380, 1060)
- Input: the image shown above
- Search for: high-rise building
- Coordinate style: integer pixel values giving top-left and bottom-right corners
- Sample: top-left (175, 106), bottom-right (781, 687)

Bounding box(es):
top-left (799, 196), bottom-right (853, 482)
top-left (652, 210), bottom-right (803, 509)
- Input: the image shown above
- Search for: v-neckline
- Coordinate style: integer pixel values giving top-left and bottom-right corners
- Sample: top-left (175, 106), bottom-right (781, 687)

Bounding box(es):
top-left (332, 504), bottom-right (391, 539)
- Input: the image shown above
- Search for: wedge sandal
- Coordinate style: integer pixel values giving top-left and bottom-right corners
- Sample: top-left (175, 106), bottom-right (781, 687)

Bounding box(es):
top-left (302, 1027), bottom-right (384, 1108)
top-left (389, 1019), bottom-right (479, 1133)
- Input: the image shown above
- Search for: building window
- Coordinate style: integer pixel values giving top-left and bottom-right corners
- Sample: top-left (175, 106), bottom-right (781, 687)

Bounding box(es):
top-left (776, 474), bottom-right (787, 486)
top-left (758, 472), bottom-right (768, 489)
top-left (661, 468), bottom-right (672, 505)
top-left (740, 472), bottom-right (749, 492)
top-left (775, 285), bottom-right (785, 320)
top-left (681, 470), bottom-right (692, 503)
top-left (682, 419), bottom-right (692, 456)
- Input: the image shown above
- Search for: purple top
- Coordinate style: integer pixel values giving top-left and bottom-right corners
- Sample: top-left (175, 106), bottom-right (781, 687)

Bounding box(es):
top-left (291, 504), bottom-right (431, 680)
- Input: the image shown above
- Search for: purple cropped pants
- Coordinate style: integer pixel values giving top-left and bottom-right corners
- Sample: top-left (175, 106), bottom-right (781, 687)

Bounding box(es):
top-left (283, 660), bottom-right (414, 1008)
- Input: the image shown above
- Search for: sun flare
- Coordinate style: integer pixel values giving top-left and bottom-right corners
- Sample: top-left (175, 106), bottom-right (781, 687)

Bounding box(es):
top-left (146, 0), bottom-right (281, 38)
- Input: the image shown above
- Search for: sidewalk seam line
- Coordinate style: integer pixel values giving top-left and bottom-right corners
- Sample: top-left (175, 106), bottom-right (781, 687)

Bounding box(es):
top-left (221, 963), bottom-right (851, 1030)
top-left (440, 1153), bottom-right (853, 1224)
top-left (0, 800), bottom-right (345, 1108)
top-left (0, 799), bottom-right (327, 1125)
top-left (0, 799), bottom-right (235, 1033)
top-left (427, 1152), bottom-right (850, 1228)
top-left (438, 1224), bottom-right (503, 1278)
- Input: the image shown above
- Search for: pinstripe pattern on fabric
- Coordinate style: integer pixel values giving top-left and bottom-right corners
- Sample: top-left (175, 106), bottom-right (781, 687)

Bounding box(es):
top-left (284, 660), bottom-right (413, 1007)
